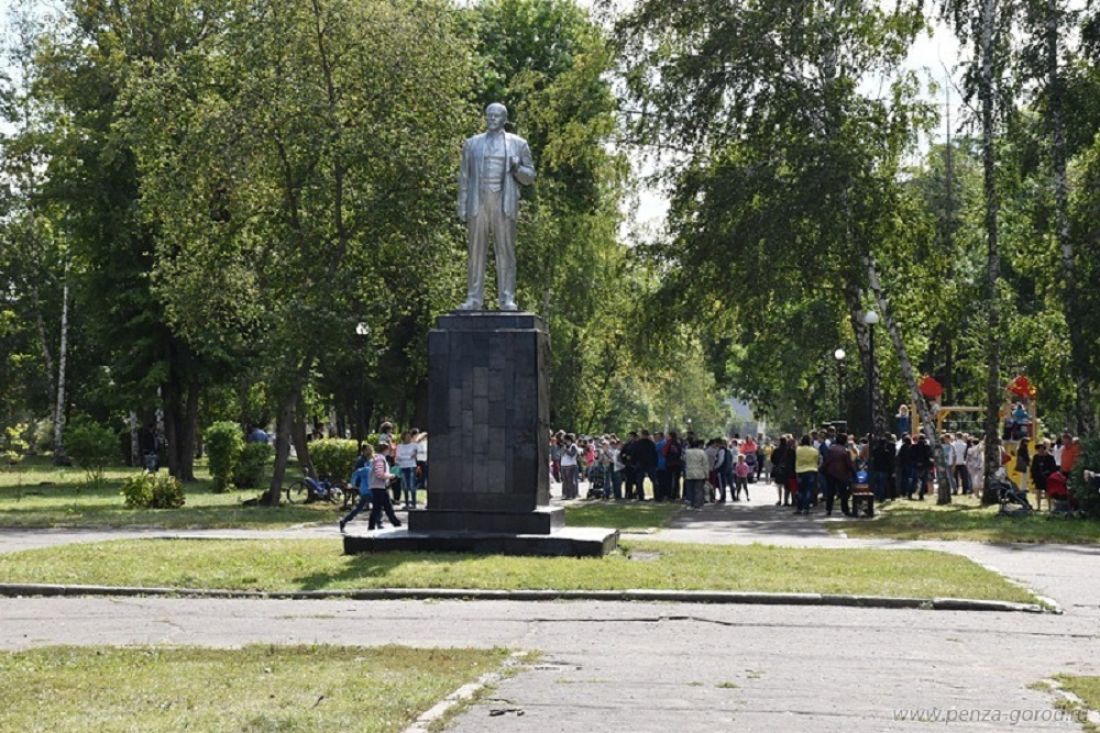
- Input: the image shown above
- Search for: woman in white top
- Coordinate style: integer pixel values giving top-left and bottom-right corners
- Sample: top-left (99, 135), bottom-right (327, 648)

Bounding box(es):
top-left (608, 439), bottom-right (624, 500)
top-left (560, 433), bottom-right (580, 500)
top-left (395, 431), bottom-right (420, 509)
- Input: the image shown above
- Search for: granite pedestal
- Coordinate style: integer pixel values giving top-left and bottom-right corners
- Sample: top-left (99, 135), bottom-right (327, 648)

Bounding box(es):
top-left (343, 310), bottom-right (617, 558)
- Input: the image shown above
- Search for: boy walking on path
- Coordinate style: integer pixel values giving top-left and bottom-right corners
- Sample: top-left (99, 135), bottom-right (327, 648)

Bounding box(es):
top-left (341, 446), bottom-right (375, 532)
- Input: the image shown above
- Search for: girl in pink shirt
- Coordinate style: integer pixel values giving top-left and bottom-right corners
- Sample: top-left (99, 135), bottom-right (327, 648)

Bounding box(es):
top-left (734, 455), bottom-right (752, 500)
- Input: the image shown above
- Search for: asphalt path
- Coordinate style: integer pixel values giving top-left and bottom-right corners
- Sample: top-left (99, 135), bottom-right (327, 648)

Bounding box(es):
top-left (2, 483), bottom-right (1099, 731)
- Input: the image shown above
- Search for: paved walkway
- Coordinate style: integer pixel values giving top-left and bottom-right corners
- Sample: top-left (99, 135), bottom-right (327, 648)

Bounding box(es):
top-left (2, 480), bottom-right (1100, 731)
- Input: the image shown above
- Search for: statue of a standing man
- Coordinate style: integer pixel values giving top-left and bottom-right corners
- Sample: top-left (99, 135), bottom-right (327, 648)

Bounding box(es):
top-left (457, 103), bottom-right (536, 311)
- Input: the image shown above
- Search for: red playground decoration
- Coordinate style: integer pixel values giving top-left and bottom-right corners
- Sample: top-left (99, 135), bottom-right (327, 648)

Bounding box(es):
top-left (919, 375), bottom-right (943, 400)
top-left (1007, 374), bottom-right (1036, 400)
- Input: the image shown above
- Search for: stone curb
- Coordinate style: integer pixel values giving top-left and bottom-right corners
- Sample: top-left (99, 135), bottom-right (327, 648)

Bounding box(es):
top-left (402, 651), bottom-right (529, 733)
top-left (0, 583), bottom-right (1051, 613)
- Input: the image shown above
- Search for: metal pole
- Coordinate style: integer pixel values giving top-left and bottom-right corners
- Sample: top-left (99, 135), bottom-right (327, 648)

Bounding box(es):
top-left (868, 324), bottom-right (876, 436)
top-left (838, 360), bottom-right (844, 424)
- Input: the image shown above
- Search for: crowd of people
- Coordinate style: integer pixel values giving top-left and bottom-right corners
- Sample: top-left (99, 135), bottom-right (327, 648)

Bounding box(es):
top-left (333, 416), bottom-right (1088, 531)
top-left (550, 429), bottom-right (769, 507)
top-left (549, 421), bottom-right (1087, 517)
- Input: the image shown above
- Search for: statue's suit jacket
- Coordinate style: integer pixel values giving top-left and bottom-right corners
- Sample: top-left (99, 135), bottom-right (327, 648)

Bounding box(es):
top-left (457, 131), bottom-right (536, 222)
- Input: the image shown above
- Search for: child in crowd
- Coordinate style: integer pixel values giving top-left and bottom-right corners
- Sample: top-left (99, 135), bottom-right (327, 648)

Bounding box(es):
top-left (734, 454), bottom-right (752, 501)
top-left (340, 445), bottom-right (375, 533)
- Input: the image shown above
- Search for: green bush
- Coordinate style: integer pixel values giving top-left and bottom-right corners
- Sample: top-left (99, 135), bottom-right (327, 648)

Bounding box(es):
top-left (1070, 437), bottom-right (1100, 518)
top-left (120, 472), bottom-right (186, 509)
top-left (2, 423), bottom-right (29, 466)
top-left (203, 421), bottom-right (244, 493)
top-left (309, 439), bottom-right (360, 481)
top-left (234, 441), bottom-right (272, 489)
top-left (65, 418), bottom-right (119, 489)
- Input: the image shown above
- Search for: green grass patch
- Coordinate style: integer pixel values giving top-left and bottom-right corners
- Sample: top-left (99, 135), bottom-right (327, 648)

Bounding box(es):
top-left (0, 456), bottom-right (347, 529)
top-left (2, 457), bottom-right (656, 531)
top-left (0, 644), bottom-right (506, 733)
top-left (565, 501), bottom-right (681, 531)
top-left (835, 494), bottom-right (1100, 544)
top-left (1051, 675), bottom-right (1100, 732)
top-left (0, 538), bottom-right (1039, 603)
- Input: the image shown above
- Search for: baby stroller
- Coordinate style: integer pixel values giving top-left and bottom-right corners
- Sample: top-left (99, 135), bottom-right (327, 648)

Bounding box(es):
top-left (850, 469), bottom-right (875, 517)
top-left (990, 468), bottom-right (1032, 515)
top-left (586, 464), bottom-right (608, 500)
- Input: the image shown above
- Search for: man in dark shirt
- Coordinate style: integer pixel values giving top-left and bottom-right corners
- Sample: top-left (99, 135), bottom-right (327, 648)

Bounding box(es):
top-left (1030, 442), bottom-right (1058, 499)
top-left (911, 434), bottom-right (933, 500)
top-left (634, 430), bottom-right (659, 501)
top-left (896, 434), bottom-right (914, 499)
top-left (871, 435), bottom-right (897, 501)
top-left (620, 432), bottom-right (639, 501)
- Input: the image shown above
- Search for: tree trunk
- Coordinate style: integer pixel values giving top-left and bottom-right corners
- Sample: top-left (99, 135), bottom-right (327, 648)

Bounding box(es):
top-left (292, 391), bottom-right (315, 479)
top-left (129, 411), bottom-right (140, 467)
top-left (30, 286), bottom-right (56, 426)
top-left (265, 392), bottom-right (296, 506)
top-left (1046, 0), bottom-right (1094, 435)
top-left (979, 0), bottom-right (1003, 493)
top-left (163, 380), bottom-right (180, 478)
top-left (175, 380), bottom-right (199, 482)
top-left (862, 254), bottom-right (952, 503)
top-left (52, 273), bottom-right (69, 463)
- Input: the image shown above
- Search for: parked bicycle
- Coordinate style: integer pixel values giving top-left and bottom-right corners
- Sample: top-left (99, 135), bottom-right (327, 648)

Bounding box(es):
top-left (285, 476), bottom-right (346, 506)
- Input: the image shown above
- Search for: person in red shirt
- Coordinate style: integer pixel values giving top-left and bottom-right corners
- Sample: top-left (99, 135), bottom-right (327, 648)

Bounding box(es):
top-left (1061, 433), bottom-right (1081, 474)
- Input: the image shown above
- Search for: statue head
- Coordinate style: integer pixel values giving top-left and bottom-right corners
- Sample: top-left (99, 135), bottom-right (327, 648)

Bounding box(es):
top-left (485, 103), bottom-right (508, 132)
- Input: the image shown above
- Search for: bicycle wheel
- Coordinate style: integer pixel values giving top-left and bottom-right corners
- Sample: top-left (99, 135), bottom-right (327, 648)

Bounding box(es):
top-left (327, 481), bottom-right (346, 506)
top-left (285, 480), bottom-right (310, 504)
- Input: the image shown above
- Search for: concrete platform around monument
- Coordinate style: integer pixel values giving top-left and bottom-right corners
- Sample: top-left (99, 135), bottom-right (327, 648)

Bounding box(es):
top-left (342, 526), bottom-right (619, 558)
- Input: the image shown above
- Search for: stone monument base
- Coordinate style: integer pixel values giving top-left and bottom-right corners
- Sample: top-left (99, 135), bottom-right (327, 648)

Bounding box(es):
top-left (407, 506), bottom-right (564, 535)
top-left (343, 526), bottom-right (619, 558)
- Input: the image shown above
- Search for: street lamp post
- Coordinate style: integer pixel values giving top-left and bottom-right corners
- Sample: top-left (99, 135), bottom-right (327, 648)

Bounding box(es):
top-left (833, 348), bottom-right (846, 425)
top-left (863, 310), bottom-right (880, 436)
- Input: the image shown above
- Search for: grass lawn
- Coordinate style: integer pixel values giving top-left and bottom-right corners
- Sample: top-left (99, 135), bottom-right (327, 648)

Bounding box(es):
top-left (0, 538), bottom-right (1039, 603)
top-left (1052, 675), bottom-right (1100, 732)
top-left (565, 500), bottom-right (681, 531)
top-left (835, 494), bottom-right (1100, 544)
top-left (0, 644), bottom-right (507, 733)
top-left (1, 457), bottom-right (673, 531)
top-left (0, 456), bottom-right (350, 529)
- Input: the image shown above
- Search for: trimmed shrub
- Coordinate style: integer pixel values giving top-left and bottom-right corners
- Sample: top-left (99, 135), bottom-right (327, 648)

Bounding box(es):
top-left (234, 441), bottom-right (273, 489)
top-left (121, 472), bottom-right (186, 509)
top-left (1070, 437), bottom-right (1100, 518)
top-left (65, 418), bottom-right (119, 489)
top-left (309, 439), bottom-right (360, 481)
top-left (203, 421), bottom-right (244, 492)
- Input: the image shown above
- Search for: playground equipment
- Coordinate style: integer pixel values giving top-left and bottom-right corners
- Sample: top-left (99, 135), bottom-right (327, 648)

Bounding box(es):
top-left (908, 373), bottom-right (1046, 509)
